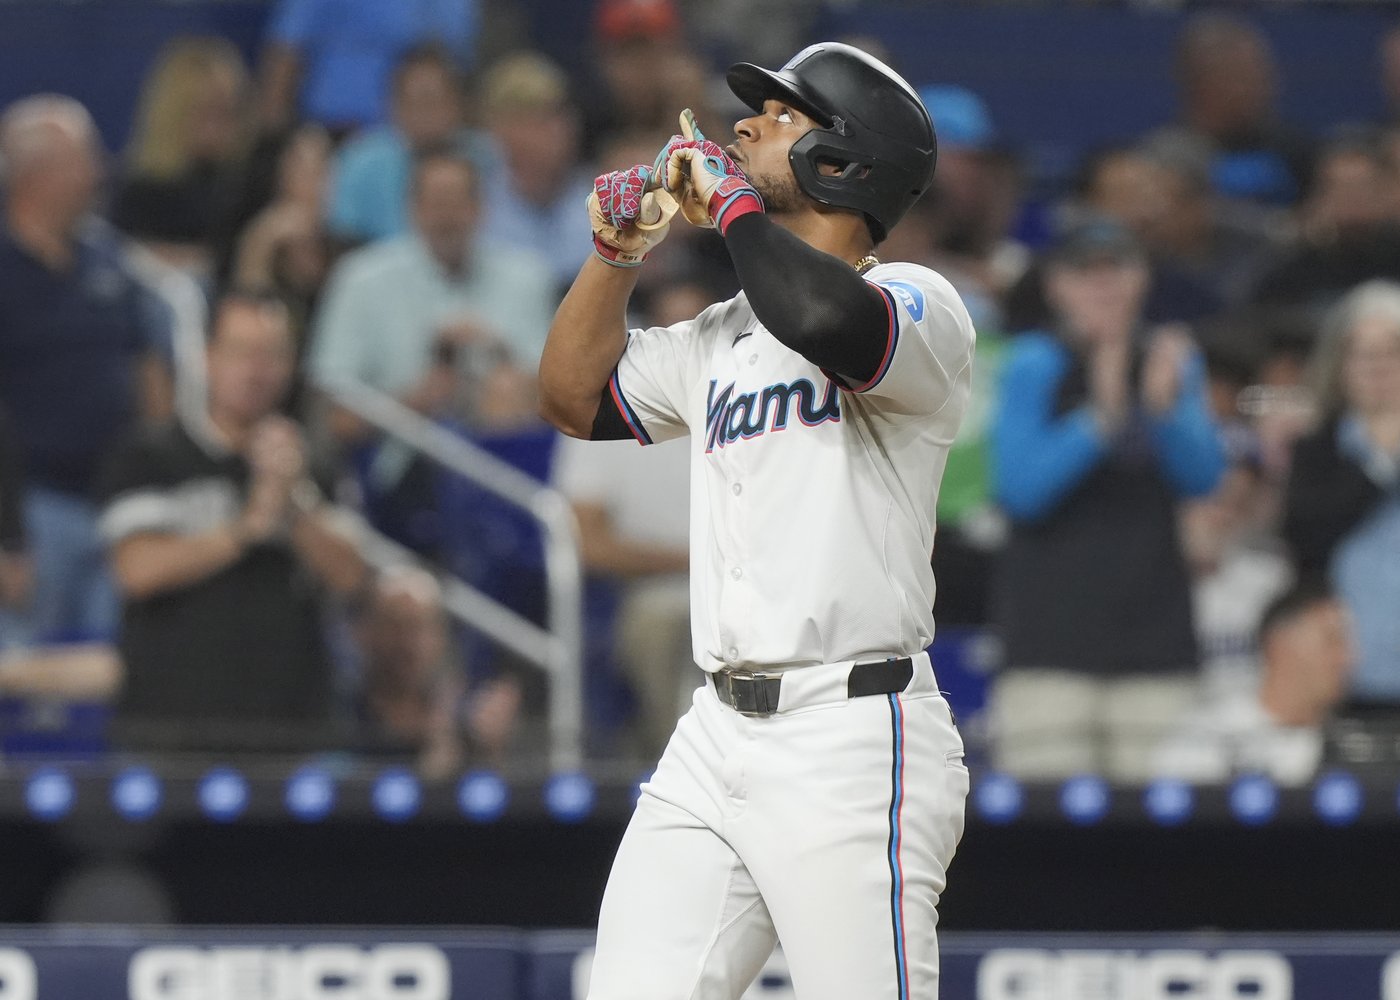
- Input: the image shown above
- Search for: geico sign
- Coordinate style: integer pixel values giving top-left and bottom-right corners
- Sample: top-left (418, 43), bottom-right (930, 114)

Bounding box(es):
top-left (977, 949), bottom-right (1293, 1000)
top-left (128, 945), bottom-right (449, 1000)
top-left (0, 949), bottom-right (37, 1000)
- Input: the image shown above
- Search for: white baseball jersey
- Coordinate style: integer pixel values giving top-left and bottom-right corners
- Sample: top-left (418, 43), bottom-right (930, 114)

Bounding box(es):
top-left (607, 261), bottom-right (976, 672)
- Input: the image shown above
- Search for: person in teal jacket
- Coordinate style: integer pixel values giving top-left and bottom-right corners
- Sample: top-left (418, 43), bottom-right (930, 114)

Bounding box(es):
top-left (988, 218), bottom-right (1226, 782)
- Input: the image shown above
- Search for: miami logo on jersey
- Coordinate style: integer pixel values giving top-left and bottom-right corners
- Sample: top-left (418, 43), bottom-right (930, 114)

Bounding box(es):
top-left (704, 376), bottom-right (841, 453)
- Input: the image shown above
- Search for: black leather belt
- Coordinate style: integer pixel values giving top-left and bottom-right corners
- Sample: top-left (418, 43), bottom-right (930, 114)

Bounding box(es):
top-left (710, 656), bottom-right (915, 717)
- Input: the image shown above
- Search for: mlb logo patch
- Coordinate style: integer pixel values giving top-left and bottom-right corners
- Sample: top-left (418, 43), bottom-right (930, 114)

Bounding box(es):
top-left (880, 281), bottom-right (925, 322)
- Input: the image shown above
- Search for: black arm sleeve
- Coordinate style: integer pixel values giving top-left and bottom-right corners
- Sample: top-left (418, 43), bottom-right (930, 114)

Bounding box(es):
top-left (0, 408), bottom-right (26, 553)
top-left (590, 383), bottom-right (636, 441)
top-left (723, 212), bottom-right (892, 384)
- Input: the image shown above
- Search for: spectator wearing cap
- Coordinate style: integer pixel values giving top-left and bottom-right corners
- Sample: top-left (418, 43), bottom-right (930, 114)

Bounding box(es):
top-left (988, 219), bottom-right (1226, 782)
top-left (1017, 144), bottom-right (1226, 330)
top-left (478, 52), bottom-right (596, 291)
top-left (0, 95), bottom-right (174, 642)
top-left (1153, 581), bottom-right (1354, 786)
top-left (327, 44), bottom-right (493, 245)
top-left (256, 0), bottom-right (478, 136)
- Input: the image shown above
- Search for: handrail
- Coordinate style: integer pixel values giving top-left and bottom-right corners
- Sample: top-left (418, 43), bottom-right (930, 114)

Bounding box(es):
top-left (121, 242), bottom-right (210, 430)
top-left (323, 381), bottom-right (585, 773)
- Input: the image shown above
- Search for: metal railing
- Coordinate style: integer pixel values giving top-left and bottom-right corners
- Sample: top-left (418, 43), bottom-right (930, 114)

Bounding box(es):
top-left (121, 248), bottom-right (586, 769)
top-left (325, 382), bottom-right (585, 772)
top-left (122, 242), bottom-right (210, 431)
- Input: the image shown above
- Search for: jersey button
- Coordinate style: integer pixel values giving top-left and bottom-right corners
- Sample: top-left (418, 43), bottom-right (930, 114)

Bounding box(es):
top-left (731, 567), bottom-right (743, 580)
top-left (731, 483), bottom-right (742, 496)
top-left (728, 647), bottom-right (739, 660)
top-left (748, 354), bottom-right (758, 366)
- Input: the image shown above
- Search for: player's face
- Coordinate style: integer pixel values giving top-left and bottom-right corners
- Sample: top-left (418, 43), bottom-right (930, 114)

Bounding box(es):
top-left (728, 98), bottom-right (808, 213)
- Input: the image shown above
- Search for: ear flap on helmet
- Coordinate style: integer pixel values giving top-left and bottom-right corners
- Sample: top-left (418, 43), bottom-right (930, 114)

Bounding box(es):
top-left (789, 129), bottom-right (932, 243)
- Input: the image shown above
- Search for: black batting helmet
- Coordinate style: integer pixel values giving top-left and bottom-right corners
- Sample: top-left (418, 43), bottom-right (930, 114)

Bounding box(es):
top-left (727, 42), bottom-right (937, 243)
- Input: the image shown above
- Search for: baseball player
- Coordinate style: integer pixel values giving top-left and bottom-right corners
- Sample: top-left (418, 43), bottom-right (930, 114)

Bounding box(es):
top-left (539, 42), bottom-right (975, 999)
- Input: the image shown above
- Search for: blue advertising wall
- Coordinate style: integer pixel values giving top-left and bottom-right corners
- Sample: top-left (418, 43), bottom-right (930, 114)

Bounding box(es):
top-left (0, 927), bottom-right (1397, 999)
top-left (817, 4), bottom-right (1393, 186)
top-left (0, 1), bottom-right (1390, 182)
top-left (0, 1), bottom-right (269, 152)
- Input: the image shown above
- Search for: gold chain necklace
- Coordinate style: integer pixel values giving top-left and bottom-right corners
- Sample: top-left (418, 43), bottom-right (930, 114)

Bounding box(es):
top-left (854, 254), bottom-right (880, 275)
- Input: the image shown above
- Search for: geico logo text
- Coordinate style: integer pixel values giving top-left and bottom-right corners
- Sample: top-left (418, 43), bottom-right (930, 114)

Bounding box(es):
top-left (976, 949), bottom-right (1293, 1000)
top-left (127, 945), bottom-right (450, 1000)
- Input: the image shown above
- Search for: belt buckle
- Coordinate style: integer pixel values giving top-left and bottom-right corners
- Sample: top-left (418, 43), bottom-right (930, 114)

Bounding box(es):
top-left (721, 668), bottom-right (781, 717)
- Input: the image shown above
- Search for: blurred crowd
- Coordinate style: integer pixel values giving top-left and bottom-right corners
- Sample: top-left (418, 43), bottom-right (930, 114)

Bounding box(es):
top-left (1, 0), bottom-right (1399, 786)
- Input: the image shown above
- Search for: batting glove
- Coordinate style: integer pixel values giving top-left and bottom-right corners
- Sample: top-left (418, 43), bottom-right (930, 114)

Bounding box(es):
top-left (661, 109), bottom-right (764, 236)
top-left (652, 114), bottom-right (715, 229)
top-left (587, 164), bottom-right (675, 268)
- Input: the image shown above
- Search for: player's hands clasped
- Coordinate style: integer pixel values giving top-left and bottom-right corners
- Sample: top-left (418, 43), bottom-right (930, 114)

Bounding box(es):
top-left (659, 109), bottom-right (764, 236)
top-left (588, 163), bottom-right (673, 268)
top-left (586, 111), bottom-right (763, 266)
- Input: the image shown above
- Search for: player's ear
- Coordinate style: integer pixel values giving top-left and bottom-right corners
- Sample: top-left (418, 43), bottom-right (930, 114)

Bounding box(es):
top-left (814, 156), bottom-right (869, 180)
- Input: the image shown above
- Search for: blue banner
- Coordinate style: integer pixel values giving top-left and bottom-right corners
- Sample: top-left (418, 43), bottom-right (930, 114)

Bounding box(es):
top-left (0, 928), bottom-right (1397, 999)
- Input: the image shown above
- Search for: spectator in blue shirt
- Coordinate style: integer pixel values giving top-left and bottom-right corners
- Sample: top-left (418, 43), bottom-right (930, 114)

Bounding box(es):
top-left (256, 0), bottom-right (478, 135)
top-left (326, 44), bottom-right (492, 245)
top-left (0, 95), bottom-right (173, 641)
top-left (988, 219), bottom-right (1226, 782)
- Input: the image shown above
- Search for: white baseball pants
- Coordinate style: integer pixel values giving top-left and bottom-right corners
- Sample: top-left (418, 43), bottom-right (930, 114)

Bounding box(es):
top-left (588, 652), bottom-right (969, 1000)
